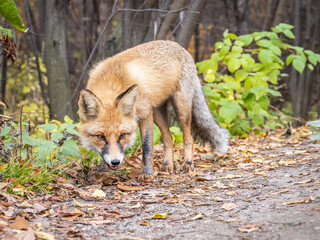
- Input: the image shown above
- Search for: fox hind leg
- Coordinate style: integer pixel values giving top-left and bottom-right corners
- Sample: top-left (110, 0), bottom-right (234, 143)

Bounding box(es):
top-left (154, 103), bottom-right (174, 173)
top-left (138, 113), bottom-right (155, 183)
top-left (172, 89), bottom-right (194, 172)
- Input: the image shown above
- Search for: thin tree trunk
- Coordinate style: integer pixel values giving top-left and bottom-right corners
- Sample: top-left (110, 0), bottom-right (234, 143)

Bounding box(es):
top-left (290, 0), bottom-right (301, 119)
top-left (44, 0), bottom-right (74, 120)
top-left (122, 0), bottom-right (133, 50)
top-left (272, 0), bottom-right (286, 27)
top-left (156, 0), bottom-right (185, 40)
top-left (175, 0), bottom-right (208, 49)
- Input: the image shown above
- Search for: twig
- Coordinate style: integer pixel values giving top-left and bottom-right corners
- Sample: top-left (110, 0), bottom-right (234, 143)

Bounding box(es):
top-left (19, 105), bottom-right (23, 159)
top-left (269, 104), bottom-right (306, 123)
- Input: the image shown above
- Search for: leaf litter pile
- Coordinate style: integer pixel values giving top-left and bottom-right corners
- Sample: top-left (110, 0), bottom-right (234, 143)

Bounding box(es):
top-left (1, 127), bottom-right (320, 240)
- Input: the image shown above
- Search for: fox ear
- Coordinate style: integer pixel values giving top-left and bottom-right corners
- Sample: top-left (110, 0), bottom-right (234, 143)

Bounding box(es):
top-left (78, 89), bottom-right (102, 121)
top-left (116, 85), bottom-right (138, 118)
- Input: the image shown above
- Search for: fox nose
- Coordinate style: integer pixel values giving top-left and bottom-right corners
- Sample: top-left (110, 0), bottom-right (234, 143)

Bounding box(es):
top-left (111, 159), bottom-right (120, 166)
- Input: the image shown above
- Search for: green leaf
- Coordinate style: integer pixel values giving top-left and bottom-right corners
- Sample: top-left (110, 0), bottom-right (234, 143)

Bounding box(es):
top-left (236, 34), bottom-right (253, 46)
top-left (60, 139), bottom-right (81, 157)
top-left (22, 132), bottom-right (42, 147)
top-left (38, 124), bottom-right (58, 132)
top-left (51, 132), bottom-right (64, 142)
top-left (153, 125), bottom-right (161, 145)
top-left (0, 126), bottom-right (11, 136)
top-left (235, 70), bottom-right (248, 82)
top-left (0, 0), bottom-right (26, 32)
top-left (219, 102), bottom-right (242, 124)
top-left (292, 58), bottom-right (305, 74)
top-left (256, 39), bottom-right (272, 48)
top-left (240, 120), bottom-right (250, 132)
top-left (228, 58), bottom-right (241, 73)
top-left (170, 126), bottom-right (183, 145)
top-left (286, 54), bottom-right (295, 66)
top-left (283, 29), bottom-right (295, 39)
top-left (197, 59), bottom-right (217, 73)
top-left (258, 95), bottom-right (269, 109)
top-left (223, 29), bottom-right (229, 38)
top-left (0, 26), bottom-right (13, 38)
top-left (38, 141), bottom-right (57, 160)
top-left (258, 50), bottom-right (274, 64)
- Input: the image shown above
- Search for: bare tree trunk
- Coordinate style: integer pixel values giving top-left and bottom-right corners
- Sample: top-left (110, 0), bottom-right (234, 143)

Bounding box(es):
top-left (175, 0), bottom-right (207, 49)
top-left (122, 0), bottom-right (133, 50)
top-left (156, 0), bottom-right (185, 40)
top-left (272, 0), bottom-right (286, 27)
top-left (290, 0), bottom-right (301, 120)
top-left (44, 0), bottom-right (74, 121)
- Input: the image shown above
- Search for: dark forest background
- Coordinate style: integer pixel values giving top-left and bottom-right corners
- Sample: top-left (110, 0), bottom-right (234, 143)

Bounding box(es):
top-left (1, 0), bottom-right (320, 123)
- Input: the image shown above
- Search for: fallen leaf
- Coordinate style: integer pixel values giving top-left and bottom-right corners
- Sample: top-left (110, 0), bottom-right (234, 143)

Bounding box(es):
top-left (92, 189), bottom-right (106, 199)
top-left (220, 203), bottom-right (238, 211)
top-left (35, 231), bottom-right (55, 240)
top-left (0, 182), bottom-right (8, 189)
top-left (33, 203), bottom-right (47, 213)
top-left (128, 202), bottom-right (143, 209)
top-left (184, 213), bottom-right (203, 221)
top-left (296, 178), bottom-right (313, 184)
top-left (15, 227), bottom-right (35, 240)
top-left (74, 199), bottom-right (96, 209)
top-left (117, 185), bottom-right (145, 191)
top-left (238, 224), bottom-right (262, 233)
top-left (138, 220), bottom-right (149, 226)
top-left (196, 175), bottom-right (212, 181)
top-left (151, 212), bottom-right (168, 219)
top-left (269, 189), bottom-right (289, 195)
top-left (18, 201), bottom-right (33, 208)
top-left (254, 171), bottom-right (267, 177)
top-left (9, 216), bottom-right (30, 230)
top-left (282, 195), bottom-right (315, 205)
top-left (87, 219), bottom-right (113, 225)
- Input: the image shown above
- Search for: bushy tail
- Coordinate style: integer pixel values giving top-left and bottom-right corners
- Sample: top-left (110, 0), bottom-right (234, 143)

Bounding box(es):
top-left (191, 82), bottom-right (229, 153)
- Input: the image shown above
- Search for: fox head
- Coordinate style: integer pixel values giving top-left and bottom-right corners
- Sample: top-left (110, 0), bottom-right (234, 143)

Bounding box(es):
top-left (78, 85), bottom-right (138, 170)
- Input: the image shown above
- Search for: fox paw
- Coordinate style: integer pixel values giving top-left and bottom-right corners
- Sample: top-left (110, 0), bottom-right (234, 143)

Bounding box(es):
top-left (138, 174), bottom-right (154, 184)
top-left (182, 161), bottom-right (194, 173)
top-left (161, 161), bottom-right (173, 174)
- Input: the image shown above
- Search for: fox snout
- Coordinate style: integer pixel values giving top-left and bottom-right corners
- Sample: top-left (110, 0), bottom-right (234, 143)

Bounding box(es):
top-left (101, 145), bottom-right (125, 170)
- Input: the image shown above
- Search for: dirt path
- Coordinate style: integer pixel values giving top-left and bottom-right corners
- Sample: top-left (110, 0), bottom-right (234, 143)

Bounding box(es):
top-left (1, 129), bottom-right (320, 240)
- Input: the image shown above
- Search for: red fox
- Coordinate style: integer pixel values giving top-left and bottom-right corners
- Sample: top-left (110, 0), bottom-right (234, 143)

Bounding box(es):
top-left (78, 40), bottom-right (228, 183)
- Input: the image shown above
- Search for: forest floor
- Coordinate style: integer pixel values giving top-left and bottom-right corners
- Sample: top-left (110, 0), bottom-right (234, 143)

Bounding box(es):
top-left (0, 127), bottom-right (320, 240)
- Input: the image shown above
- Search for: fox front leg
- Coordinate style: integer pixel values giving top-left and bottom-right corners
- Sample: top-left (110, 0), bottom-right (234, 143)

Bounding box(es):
top-left (138, 114), bottom-right (154, 183)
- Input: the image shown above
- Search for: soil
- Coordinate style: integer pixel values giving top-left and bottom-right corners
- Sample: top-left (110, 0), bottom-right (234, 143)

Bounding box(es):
top-left (1, 129), bottom-right (320, 240)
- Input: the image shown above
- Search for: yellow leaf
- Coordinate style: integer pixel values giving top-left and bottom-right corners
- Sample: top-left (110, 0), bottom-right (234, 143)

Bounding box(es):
top-left (0, 163), bottom-right (8, 171)
top-left (151, 212), bottom-right (168, 219)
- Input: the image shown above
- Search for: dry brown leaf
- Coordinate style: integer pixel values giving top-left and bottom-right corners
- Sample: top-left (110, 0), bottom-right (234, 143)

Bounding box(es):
top-left (74, 199), bottom-right (96, 209)
top-left (269, 189), bottom-right (289, 195)
top-left (238, 224), bottom-right (262, 233)
top-left (184, 213), bottom-right (203, 221)
top-left (87, 219), bottom-right (113, 225)
top-left (254, 171), bottom-right (268, 177)
top-left (92, 189), bottom-right (106, 199)
top-left (138, 220), bottom-right (149, 226)
top-left (9, 216), bottom-right (30, 230)
top-left (220, 203), bottom-right (238, 211)
top-left (18, 201), bottom-right (33, 208)
top-left (15, 227), bottom-right (36, 240)
top-left (117, 185), bottom-right (145, 191)
top-left (282, 195), bottom-right (315, 205)
top-left (35, 231), bottom-right (55, 240)
top-left (33, 203), bottom-right (47, 213)
top-left (296, 178), bottom-right (313, 184)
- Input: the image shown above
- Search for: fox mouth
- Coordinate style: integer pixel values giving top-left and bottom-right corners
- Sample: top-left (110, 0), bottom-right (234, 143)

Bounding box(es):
top-left (107, 164), bottom-right (119, 170)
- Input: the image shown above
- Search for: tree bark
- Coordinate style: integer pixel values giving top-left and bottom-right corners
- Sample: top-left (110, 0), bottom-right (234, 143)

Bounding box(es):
top-left (175, 0), bottom-right (207, 49)
top-left (156, 0), bottom-right (185, 40)
top-left (122, 0), bottom-right (133, 50)
top-left (44, 0), bottom-right (74, 121)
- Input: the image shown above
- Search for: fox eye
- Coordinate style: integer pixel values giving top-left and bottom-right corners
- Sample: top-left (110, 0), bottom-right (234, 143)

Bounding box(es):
top-left (119, 133), bottom-right (127, 140)
top-left (96, 134), bottom-right (105, 141)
